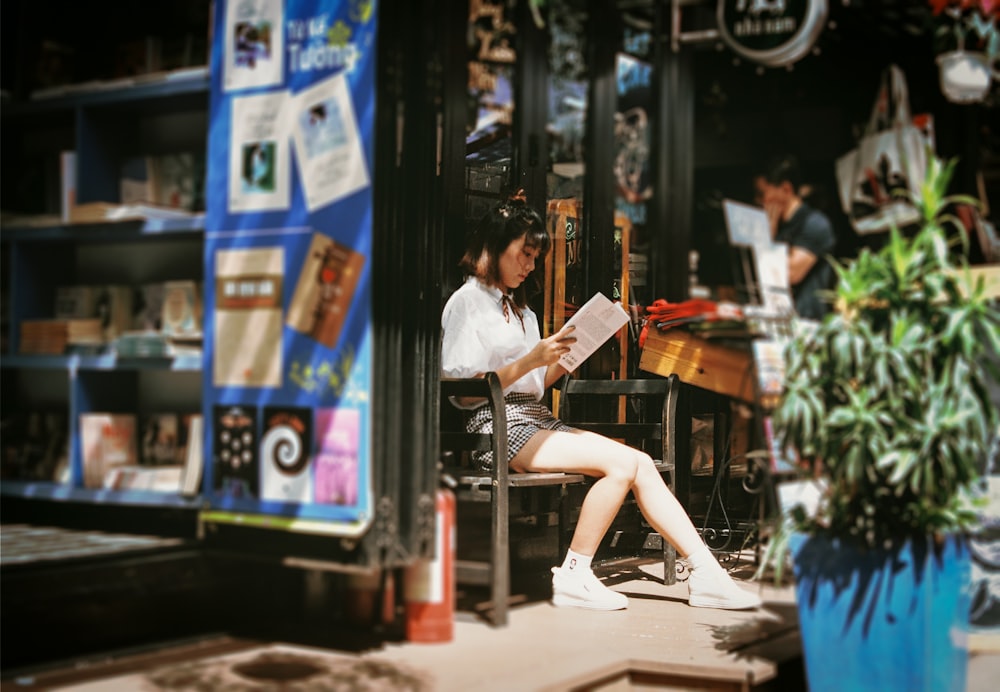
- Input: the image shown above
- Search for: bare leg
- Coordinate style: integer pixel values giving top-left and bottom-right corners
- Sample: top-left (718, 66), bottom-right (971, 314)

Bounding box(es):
top-left (513, 429), bottom-right (632, 554)
top-left (511, 429), bottom-right (701, 556)
top-left (515, 428), bottom-right (762, 611)
top-left (630, 455), bottom-right (704, 557)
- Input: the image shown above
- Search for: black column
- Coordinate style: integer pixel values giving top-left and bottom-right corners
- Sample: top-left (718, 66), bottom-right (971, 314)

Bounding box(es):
top-left (651, 1), bottom-right (694, 303)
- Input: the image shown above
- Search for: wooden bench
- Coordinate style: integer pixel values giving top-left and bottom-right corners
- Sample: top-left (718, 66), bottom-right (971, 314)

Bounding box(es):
top-left (440, 373), bottom-right (586, 627)
top-left (557, 374), bottom-right (681, 585)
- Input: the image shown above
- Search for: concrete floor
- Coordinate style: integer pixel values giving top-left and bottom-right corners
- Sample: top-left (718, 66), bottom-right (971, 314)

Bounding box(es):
top-left (0, 557), bottom-right (833, 691)
top-left (2, 545), bottom-right (997, 691)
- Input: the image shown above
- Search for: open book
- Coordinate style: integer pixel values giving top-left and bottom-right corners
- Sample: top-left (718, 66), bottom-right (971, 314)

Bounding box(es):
top-left (558, 293), bottom-right (630, 372)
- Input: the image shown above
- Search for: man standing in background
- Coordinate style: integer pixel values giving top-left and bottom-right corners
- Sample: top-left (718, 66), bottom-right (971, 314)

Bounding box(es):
top-left (754, 154), bottom-right (836, 321)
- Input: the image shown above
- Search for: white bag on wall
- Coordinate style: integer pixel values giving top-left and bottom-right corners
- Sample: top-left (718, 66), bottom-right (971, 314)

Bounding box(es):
top-left (835, 65), bottom-right (934, 235)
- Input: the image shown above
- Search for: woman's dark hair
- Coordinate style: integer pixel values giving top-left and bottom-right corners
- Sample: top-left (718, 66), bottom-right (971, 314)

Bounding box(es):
top-left (460, 193), bottom-right (550, 308)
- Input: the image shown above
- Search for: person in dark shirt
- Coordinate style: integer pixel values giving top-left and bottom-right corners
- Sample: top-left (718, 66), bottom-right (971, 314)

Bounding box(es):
top-left (753, 155), bottom-right (836, 320)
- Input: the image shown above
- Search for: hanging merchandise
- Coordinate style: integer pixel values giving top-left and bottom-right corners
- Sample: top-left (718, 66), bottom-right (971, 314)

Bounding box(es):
top-left (835, 64), bottom-right (936, 236)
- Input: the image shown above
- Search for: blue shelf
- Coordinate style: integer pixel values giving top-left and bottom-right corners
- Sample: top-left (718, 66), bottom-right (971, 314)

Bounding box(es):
top-left (1, 354), bottom-right (203, 372)
top-left (1, 217), bottom-right (205, 242)
top-left (0, 480), bottom-right (203, 509)
top-left (4, 68), bottom-right (210, 116)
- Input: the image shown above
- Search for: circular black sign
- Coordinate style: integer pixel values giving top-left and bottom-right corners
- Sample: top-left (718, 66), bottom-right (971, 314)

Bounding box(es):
top-left (717, 0), bottom-right (828, 68)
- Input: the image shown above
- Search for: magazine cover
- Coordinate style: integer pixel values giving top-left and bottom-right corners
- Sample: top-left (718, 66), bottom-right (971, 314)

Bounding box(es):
top-left (141, 413), bottom-right (182, 466)
top-left (80, 413), bottom-right (138, 489)
top-left (314, 407), bottom-right (359, 506)
top-left (228, 91), bottom-right (292, 213)
top-left (286, 232), bottom-right (365, 348)
top-left (223, 0), bottom-right (285, 92)
top-left (260, 405), bottom-right (313, 503)
top-left (290, 71), bottom-right (370, 212)
top-left (214, 247), bottom-right (284, 387)
top-left (212, 404), bottom-right (259, 499)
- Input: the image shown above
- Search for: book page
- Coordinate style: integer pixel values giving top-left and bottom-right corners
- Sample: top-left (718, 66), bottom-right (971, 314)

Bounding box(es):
top-left (558, 293), bottom-right (630, 372)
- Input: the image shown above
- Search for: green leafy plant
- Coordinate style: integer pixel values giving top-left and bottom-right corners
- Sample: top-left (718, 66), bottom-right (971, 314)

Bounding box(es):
top-left (760, 155), bottom-right (1000, 580)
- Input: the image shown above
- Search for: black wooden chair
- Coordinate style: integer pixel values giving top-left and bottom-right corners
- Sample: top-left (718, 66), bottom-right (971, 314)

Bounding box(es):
top-left (557, 374), bottom-right (681, 585)
top-left (439, 372), bottom-right (586, 626)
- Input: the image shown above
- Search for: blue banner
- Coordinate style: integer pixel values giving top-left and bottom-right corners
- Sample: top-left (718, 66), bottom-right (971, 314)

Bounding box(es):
top-left (203, 0), bottom-right (376, 534)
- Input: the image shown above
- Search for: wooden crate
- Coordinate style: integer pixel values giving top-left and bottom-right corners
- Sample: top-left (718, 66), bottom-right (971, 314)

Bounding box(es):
top-left (639, 328), bottom-right (755, 402)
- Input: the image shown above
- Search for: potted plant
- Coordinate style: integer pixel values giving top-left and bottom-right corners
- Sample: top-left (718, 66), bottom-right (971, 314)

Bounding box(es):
top-left (761, 154), bottom-right (1000, 692)
top-left (930, 0), bottom-right (999, 102)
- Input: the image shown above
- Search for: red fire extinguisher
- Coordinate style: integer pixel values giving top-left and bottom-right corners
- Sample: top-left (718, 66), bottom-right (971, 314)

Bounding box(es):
top-left (404, 487), bottom-right (456, 643)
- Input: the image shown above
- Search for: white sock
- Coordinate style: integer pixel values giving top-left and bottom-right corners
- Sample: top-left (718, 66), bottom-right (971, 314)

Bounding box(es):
top-left (562, 549), bottom-right (593, 573)
top-left (685, 544), bottom-right (720, 573)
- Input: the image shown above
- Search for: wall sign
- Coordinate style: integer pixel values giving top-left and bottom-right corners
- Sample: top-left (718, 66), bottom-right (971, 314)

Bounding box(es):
top-left (717, 0), bottom-right (828, 68)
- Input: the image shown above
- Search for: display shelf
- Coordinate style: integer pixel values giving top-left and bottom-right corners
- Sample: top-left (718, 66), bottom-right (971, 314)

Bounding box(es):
top-left (1, 354), bottom-right (202, 372)
top-left (1, 36), bottom-right (208, 515)
top-left (0, 480), bottom-right (203, 508)
top-left (1, 217), bottom-right (206, 241)
top-left (4, 69), bottom-right (210, 117)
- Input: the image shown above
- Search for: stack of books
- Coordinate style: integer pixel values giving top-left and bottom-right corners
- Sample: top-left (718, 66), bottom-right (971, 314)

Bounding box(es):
top-left (19, 318), bottom-right (104, 354)
top-left (114, 331), bottom-right (172, 357)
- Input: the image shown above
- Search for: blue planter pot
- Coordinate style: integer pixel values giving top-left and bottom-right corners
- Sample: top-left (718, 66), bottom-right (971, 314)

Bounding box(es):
top-left (792, 533), bottom-right (971, 692)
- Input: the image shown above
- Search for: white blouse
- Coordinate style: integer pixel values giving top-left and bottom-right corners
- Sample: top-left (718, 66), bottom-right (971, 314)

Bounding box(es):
top-left (441, 276), bottom-right (546, 402)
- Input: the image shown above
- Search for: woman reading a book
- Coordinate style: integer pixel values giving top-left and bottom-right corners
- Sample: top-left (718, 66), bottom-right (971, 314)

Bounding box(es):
top-left (440, 193), bottom-right (761, 612)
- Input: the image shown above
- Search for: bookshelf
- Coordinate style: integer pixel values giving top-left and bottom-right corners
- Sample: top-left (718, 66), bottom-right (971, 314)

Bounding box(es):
top-left (1, 39), bottom-right (209, 516)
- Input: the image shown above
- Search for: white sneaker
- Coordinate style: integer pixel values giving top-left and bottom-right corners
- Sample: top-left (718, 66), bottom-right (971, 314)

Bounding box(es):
top-left (687, 565), bottom-right (762, 610)
top-left (551, 566), bottom-right (628, 611)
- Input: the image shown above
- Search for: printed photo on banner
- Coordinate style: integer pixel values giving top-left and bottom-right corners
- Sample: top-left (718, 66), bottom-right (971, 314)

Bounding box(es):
top-left (212, 404), bottom-right (259, 500)
top-left (314, 407), bottom-right (360, 507)
top-left (224, 0), bottom-right (285, 92)
top-left (260, 405), bottom-right (313, 503)
top-left (287, 231), bottom-right (366, 348)
top-left (229, 91), bottom-right (292, 213)
top-left (291, 72), bottom-right (370, 212)
top-left (213, 246), bottom-right (285, 388)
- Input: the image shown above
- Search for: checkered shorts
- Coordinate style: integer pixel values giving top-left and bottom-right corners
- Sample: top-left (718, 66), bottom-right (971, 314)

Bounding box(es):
top-left (466, 392), bottom-right (576, 471)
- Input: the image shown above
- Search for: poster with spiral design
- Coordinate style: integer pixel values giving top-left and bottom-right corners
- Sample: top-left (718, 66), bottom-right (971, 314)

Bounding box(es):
top-left (260, 406), bottom-right (313, 503)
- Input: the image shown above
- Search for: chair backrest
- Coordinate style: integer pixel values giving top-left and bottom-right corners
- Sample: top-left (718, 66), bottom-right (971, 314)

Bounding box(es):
top-left (439, 373), bottom-right (508, 484)
top-left (558, 375), bottom-right (680, 468)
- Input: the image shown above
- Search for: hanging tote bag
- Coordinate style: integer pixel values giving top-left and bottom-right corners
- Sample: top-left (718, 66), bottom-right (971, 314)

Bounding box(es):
top-left (835, 65), bottom-right (933, 235)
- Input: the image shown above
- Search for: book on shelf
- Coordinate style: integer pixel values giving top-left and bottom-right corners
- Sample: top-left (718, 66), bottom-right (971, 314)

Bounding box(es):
top-left (140, 413), bottom-right (183, 466)
top-left (55, 285), bottom-right (97, 319)
top-left (120, 156), bottom-right (158, 206)
top-left (96, 285), bottom-right (134, 342)
top-left (133, 283), bottom-right (165, 331)
top-left (60, 151), bottom-right (76, 223)
top-left (79, 413), bottom-right (138, 489)
top-left (103, 465), bottom-right (183, 493)
top-left (68, 201), bottom-right (203, 224)
top-left (181, 414), bottom-right (204, 497)
top-left (120, 153), bottom-right (203, 212)
top-left (161, 281), bottom-right (201, 337)
top-left (19, 320), bottom-right (68, 354)
top-left (19, 318), bottom-right (103, 354)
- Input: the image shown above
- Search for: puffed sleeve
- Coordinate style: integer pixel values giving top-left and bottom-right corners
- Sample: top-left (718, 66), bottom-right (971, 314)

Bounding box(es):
top-left (441, 291), bottom-right (490, 379)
